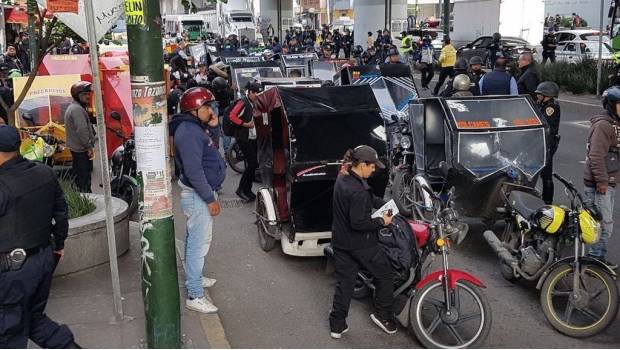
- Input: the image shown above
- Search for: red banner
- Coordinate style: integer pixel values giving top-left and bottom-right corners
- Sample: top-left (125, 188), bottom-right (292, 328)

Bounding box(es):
top-left (48, 0), bottom-right (78, 14)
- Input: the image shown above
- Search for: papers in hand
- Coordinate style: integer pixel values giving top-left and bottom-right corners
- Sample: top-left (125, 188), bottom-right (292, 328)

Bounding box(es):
top-left (372, 199), bottom-right (399, 219)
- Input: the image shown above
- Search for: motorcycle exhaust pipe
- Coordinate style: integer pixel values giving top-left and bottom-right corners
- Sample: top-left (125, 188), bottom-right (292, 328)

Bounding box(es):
top-left (483, 230), bottom-right (518, 266)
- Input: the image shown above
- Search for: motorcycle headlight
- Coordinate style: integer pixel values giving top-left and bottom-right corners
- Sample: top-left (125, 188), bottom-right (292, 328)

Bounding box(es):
top-left (400, 136), bottom-right (412, 150)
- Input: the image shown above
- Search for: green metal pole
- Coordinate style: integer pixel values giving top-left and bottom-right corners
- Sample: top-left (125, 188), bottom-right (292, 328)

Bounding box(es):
top-left (442, 0), bottom-right (450, 36)
top-left (125, 0), bottom-right (181, 348)
top-left (26, 0), bottom-right (37, 71)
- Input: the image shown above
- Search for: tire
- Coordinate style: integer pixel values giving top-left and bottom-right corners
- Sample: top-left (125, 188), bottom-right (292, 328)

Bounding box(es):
top-left (111, 176), bottom-right (138, 217)
top-left (540, 263), bottom-right (619, 338)
top-left (392, 168), bottom-right (415, 218)
top-left (410, 280), bottom-right (492, 348)
top-left (226, 140), bottom-right (246, 174)
top-left (256, 193), bottom-right (277, 252)
top-left (352, 278), bottom-right (370, 299)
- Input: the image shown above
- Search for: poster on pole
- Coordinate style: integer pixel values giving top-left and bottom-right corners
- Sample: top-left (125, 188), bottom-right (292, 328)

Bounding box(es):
top-left (124, 0), bottom-right (145, 25)
top-left (131, 82), bottom-right (173, 220)
top-left (48, 0), bottom-right (79, 13)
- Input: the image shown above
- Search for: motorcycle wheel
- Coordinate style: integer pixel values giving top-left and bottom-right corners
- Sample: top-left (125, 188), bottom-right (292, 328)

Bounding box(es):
top-left (392, 168), bottom-right (415, 218)
top-left (540, 263), bottom-right (619, 338)
top-left (256, 193), bottom-right (277, 252)
top-left (111, 177), bottom-right (139, 218)
top-left (410, 280), bottom-right (492, 348)
top-left (226, 141), bottom-right (246, 174)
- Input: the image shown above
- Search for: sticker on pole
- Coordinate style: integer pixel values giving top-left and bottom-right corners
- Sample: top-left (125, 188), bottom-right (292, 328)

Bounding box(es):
top-left (125, 0), bottom-right (145, 25)
top-left (132, 82), bottom-right (172, 220)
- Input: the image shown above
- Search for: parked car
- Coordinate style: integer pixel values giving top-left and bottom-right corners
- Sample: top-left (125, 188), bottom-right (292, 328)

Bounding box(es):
top-left (553, 29), bottom-right (609, 45)
top-left (555, 40), bottom-right (614, 64)
top-left (457, 36), bottom-right (535, 67)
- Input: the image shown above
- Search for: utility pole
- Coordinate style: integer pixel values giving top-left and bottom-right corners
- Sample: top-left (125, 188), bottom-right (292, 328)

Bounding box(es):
top-left (125, 0), bottom-right (181, 348)
top-left (442, 0), bottom-right (450, 37)
top-left (26, 0), bottom-right (38, 72)
top-left (597, 0), bottom-right (605, 96)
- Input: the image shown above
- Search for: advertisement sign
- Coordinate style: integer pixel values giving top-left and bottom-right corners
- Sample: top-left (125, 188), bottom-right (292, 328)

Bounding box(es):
top-left (48, 0), bottom-right (78, 13)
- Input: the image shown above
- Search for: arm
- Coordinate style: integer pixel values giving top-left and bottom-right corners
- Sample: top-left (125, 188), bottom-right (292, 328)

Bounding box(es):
top-left (51, 176), bottom-right (69, 250)
top-left (510, 77), bottom-right (519, 95)
top-left (72, 108), bottom-right (95, 149)
top-left (175, 127), bottom-right (216, 204)
top-left (348, 191), bottom-right (385, 232)
top-left (588, 123), bottom-right (615, 186)
top-left (479, 76), bottom-right (485, 95)
top-left (228, 99), bottom-right (247, 126)
top-left (372, 195), bottom-right (386, 209)
top-left (438, 48), bottom-right (446, 65)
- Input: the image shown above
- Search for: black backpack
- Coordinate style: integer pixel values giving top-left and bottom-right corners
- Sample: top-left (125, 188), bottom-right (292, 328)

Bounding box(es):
top-left (222, 98), bottom-right (248, 137)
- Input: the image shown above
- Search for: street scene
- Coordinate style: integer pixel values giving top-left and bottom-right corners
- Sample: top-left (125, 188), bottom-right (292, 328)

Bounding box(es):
top-left (1, 0), bottom-right (620, 349)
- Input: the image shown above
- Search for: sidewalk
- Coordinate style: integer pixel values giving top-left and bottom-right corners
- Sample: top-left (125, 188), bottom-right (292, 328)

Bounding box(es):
top-left (42, 221), bottom-right (217, 349)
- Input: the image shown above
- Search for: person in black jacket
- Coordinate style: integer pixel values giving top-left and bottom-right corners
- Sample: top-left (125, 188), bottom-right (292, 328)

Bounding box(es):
top-left (329, 145), bottom-right (397, 339)
top-left (541, 31), bottom-right (557, 64)
top-left (516, 53), bottom-right (540, 98)
top-left (535, 82), bottom-right (561, 204)
top-left (0, 125), bottom-right (80, 348)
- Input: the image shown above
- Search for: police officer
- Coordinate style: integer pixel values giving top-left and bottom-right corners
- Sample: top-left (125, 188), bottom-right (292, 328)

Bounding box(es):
top-left (0, 125), bottom-right (80, 348)
top-left (386, 47), bottom-right (404, 64)
top-left (468, 56), bottom-right (485, 96)
top-left (541, 30), bottom-right (557, 64)
top-left (535, 82), bottom-right (561, 204)
top-left (343, 29), bottom-right (354, 58)
top-left (451, 74), bottom-right (474, 97)
top-left (488, 32), bottom-right (502, 68)
top-left (329, 146), bottom-right (396, 339)
top-left (440, 58), bottom-right (468, 97)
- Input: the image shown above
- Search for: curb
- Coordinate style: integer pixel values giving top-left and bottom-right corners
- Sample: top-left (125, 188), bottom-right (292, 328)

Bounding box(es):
top-left (175, 240), bottom-right (232, 349)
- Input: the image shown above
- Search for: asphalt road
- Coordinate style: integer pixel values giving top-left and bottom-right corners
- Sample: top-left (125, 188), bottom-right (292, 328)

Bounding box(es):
top-left (195, 85), bottom-right (620, 348)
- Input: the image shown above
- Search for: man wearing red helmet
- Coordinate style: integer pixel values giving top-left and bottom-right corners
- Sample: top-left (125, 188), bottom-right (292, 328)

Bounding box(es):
top-left (65, 81), bottom-right (95, 192)
top-left (169, 87), bottom-right (226, 314)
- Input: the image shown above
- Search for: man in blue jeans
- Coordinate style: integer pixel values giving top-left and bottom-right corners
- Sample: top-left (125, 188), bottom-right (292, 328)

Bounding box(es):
top-left (170, 87), bottom-right (226, 313)
top-left (583, 86), bottom-right (620, 270)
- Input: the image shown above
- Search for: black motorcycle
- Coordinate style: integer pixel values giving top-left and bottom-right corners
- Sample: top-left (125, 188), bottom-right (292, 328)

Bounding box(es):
top-left (108, 112), bottom-right (139, 217)
top-left (388, 114), bottom-right (420, 218)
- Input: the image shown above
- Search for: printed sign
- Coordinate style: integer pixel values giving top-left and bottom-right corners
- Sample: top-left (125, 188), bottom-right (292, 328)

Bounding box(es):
top-left (48, 0), bottom-right (78, 13)
top-left (124, 0), bottom-right (145, 25)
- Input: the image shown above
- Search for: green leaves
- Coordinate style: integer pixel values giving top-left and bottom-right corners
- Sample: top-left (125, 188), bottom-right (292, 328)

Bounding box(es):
top-left (59, 178), bottom-right (97, 219)
top-left (539, 59), bottom-right (615, 95)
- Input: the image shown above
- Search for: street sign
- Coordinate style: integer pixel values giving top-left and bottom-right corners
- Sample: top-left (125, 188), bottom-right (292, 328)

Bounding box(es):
top-left (36, 0), bottom-right (124, 41)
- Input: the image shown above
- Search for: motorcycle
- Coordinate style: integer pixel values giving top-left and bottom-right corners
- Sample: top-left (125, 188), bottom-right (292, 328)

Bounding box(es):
top-left (484, 173), bottom-right (619, 337)
top-left (328, 163), bottom-right (492, 348)
top-left (387, 113), bottom-right (419, 218)
top-left (19, 128), bottom-right (65, 167)
top-left (108, 112), bottom-right (139, 217)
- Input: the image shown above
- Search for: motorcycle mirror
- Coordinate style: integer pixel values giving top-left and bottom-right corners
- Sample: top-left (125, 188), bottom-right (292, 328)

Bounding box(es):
top-left (110, 111), bottom-right (122, 121)
top-left (439, 161), bottom-right (450, 178)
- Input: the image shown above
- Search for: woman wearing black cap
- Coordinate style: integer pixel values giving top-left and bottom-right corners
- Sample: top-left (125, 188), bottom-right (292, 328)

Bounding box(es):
top-left (329, 145), bottom-right (397, 339)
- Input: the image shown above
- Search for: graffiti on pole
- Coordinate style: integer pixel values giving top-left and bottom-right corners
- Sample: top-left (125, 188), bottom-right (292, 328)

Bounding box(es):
top-left (131, 81), bottom-right (173, 220)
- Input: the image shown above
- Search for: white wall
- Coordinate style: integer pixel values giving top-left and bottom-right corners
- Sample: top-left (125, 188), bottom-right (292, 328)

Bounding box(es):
top-left (499, 0), bottom-right (544, 45)
top-left (451, 0), bottom-right (500, 43)
top-left (259, 0), bottom-right (294, 36)
top-left (354, 0), bottom-right (386, 45)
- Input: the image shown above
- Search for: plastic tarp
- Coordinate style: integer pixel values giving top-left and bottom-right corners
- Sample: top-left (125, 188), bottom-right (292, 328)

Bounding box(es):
top-left (38, 54), bottom-right (91, 80)
top-left (278, 85), bottom-right (386, 162)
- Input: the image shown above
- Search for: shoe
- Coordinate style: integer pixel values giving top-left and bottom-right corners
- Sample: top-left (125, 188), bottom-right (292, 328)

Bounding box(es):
top-left (186, 297), bottom-right (218, 314)
top-left (235, 189), bottom-right (252, 202)
top-left (202, 276), bottom-right (217, 288)
top-left (330, 326), bottom-right (349, 339)
top-left (245, 191), bottom-right (257, 201)
top-left (65, 341), bottom-right (82, 349)
top-left (370, 314), bottom-right (397, 334)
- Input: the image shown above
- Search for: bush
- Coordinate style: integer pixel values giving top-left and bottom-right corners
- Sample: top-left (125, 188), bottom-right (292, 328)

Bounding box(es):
top-left (538, 59), bottom-right (616, 95)
top-left (59, 178), bottom-right (96, 219)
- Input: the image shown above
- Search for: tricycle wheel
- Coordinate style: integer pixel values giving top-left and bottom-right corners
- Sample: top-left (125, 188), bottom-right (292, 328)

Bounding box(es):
top-left (226, 140), bottom-right (246, 174)
top-left (256, 193), bottom-right (277, 252)
top-left (392, 168), bottom-right (415, 218)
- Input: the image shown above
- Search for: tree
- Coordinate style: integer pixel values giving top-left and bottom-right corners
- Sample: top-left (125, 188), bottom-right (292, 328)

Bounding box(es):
top-left (2, 7), bottom-right (70, 126)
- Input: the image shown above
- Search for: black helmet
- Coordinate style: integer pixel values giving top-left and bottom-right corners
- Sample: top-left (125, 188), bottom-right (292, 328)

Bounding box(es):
top-left (602, 86), bottom-right (620, 117)
top-left (535, 81), bottom-right (559, 98)
top-left (245, 81), bottom-right (262, 93)
top-left (469, 56), bottom-right (483, 65)
top-left (212, 77), bottom-right (228, 91)
top-left (492, 32), bottom-right (502, 41)
top-left (388, 47), bottom-right (399, 56)
top-left (454, 58), bottom-right (468, 71)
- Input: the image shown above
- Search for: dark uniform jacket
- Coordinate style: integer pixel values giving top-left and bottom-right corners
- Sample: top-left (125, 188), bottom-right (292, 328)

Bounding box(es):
top-left (469, 70), bottom-right (485, 96)
top-left (517, 64), bottom-right (540, 98)
top-left (331, 171), bottom-right (386, 251)
top-left (0, 157), bottom-right (68, 252)
top-left (541, 35), bottom-right (557, 54)
top-left (584, 114), bottom-right (620, 187)
top-left (539, 98), bottom-right (561, 153)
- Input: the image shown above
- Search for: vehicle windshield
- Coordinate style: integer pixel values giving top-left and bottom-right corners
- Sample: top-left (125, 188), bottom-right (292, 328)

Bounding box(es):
top-left (368, 77), bottom-right (417, 120)
top-left (447, 98), bottom-right (542, 129)
top-left (312, 61), bottom-right (337, 81)
top-left (282, 54), bottom-right (318, 67)
top-left (234, 67), bottom-right (283, 93)
top-left (457, 128), bottom-right (546, 180)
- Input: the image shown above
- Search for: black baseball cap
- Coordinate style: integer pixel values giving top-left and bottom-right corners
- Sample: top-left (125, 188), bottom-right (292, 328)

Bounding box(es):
top-left (352, 145), bottom-right (385, 169)
top-left (0, 125), bottom-right (21, 152)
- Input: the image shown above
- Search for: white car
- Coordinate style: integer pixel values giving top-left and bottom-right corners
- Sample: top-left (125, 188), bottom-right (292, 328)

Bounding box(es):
top-left (555, 40), bottom-right (613, 64)
top-left (553, 29), bottom-right (609, 45)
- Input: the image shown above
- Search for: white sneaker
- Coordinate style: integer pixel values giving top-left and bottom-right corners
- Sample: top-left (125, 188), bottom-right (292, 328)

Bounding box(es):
top-left (202, 277), bottom-right (217, 288)
top-left (186, 297), bottom-right (218, 314)
top-left (330, 327), bottom-right (349, 339)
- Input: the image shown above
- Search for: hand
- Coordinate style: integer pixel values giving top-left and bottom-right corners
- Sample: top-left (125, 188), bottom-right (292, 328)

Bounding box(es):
top-left (208, 200), bottom-right (221, 216)
top-left (87, 149), bottom-right (95, 159)
top-left (597, 183), bottom-right (608, 195)
top-left (53, 249), bottom-right (64, 261)
top-left (382, 212), bottom-right (393, 226)
top-left (243, 120), bottom-right (255, 129)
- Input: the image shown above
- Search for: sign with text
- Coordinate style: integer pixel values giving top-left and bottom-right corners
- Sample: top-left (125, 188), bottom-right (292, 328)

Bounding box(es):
top-left (124, 0), bottom-right (144, 25)
top-left (48, 0), bottom-right (78, 13)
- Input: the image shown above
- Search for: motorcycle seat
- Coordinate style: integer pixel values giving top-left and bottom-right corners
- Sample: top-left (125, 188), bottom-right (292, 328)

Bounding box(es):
top-left (507, 190), bottom-right (545, 219)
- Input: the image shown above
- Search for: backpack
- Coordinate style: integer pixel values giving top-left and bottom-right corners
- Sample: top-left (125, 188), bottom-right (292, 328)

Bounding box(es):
top-left (222, 98), bottom-right (247, 137)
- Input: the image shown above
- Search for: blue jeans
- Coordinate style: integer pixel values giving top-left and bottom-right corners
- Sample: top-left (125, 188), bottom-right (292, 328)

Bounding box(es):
top-left (584, 186), bottom-right (615, 259)
top-left (180, 182), bottom-right (215, 299)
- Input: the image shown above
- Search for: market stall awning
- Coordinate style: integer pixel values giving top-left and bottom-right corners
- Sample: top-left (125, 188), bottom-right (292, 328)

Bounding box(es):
top-left (5, 7), bottom-right (28, 24)
top-left (38, 54), bottom-right (91, 77)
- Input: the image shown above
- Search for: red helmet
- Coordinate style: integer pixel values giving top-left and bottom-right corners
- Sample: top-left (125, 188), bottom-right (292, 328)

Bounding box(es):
top-left (179, 87), bottom-right (215, 113)
top-left (70, 81), bottom-right (92, 101)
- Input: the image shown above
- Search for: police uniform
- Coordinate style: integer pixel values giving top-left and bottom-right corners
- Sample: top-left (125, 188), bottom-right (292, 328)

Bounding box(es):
top-left (0, 125), bottom-right (79, 348)
top-left (540, 99), bottom-right (561, 204)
